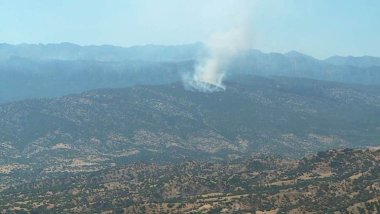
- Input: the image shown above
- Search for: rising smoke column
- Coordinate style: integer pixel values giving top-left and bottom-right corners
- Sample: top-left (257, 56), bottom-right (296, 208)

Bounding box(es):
top-left (186, 26), bottom-right (253, 92)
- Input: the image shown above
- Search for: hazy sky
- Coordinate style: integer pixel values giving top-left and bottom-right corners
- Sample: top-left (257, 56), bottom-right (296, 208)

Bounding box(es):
top-left (0, 0), bottom-right (379, 58)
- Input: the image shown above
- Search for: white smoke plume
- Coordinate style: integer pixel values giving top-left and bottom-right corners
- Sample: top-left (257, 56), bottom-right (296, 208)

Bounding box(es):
top-left (185, 26), bottom-right (253, 92)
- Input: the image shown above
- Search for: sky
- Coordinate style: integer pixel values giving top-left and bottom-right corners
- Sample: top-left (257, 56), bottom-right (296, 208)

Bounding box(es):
top-left (0, 0), bottom-right (379, 59)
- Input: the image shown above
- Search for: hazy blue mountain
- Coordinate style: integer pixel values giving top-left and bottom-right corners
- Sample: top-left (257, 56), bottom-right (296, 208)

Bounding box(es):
top-left (325, 55), bottom-right (380, 68)
top-left (230, 50), bottom-right (380, 85)
top-left (0, 57), bottom-right (193, 102)
top-left (0, 42), bottom-right (204, 61)
top-left (1, 43), bottom-right (380, 104)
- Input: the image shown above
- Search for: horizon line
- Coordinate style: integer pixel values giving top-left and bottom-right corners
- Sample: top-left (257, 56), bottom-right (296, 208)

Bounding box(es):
top-left (1, 42), bottom-right (379, 60)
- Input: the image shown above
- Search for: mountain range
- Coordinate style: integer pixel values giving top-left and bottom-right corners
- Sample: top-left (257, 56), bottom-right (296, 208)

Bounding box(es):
top-left (1, 43), bottom-right (380, 103)
top-left (1, 43), bottom-right (380, 213)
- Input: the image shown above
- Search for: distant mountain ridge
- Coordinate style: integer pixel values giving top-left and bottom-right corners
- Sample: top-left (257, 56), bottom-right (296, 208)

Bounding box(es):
top-left (2, 42), bottom-right (380, 65)
top-left (1, 43), bottom-right (380, 103)
top-left (0, 42), bottom-right (204, 61)
top-left (325, 55), bottom-right (380, 68)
